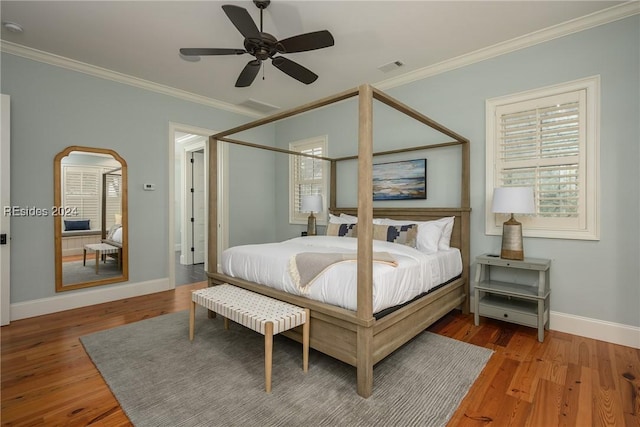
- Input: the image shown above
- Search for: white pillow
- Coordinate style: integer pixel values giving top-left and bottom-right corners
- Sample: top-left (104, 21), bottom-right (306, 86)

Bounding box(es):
top-left (376, 218), bottom-right (445, 254)
top-left (339, 213), bottom-right (358, 223)
top-left (340, 213), bottom-right (386, 225)
top-left (329, 213), bottom-right (354, 224)
top-left (434, 216), bottom-right (455, 250)
top-left (416, 222), bottom-right (445, 253)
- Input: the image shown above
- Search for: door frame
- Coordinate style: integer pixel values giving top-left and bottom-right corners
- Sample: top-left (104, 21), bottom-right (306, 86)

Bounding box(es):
top-left (1, 94), bottom-right (10, 325)
top-left (169, 122), bottom-right (228, 288)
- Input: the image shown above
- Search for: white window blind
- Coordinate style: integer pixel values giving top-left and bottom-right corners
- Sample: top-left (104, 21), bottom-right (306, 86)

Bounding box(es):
top-left (486, 76), bottom-right (599, 240)
top-left (104, 173), bottom-right (122, 229)
top-left (63, 166), bottom-right (100, 230)
top-left (289, 137), bottom-right (328, 224)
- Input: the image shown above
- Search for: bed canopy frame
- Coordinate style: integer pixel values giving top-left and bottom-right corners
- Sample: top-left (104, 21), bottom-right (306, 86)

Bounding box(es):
top-left (207, 84), bottom-right (470, 397)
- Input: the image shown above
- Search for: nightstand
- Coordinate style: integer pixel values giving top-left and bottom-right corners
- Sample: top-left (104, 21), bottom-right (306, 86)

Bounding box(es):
top-left (473, 254), bottom-right (551, 342)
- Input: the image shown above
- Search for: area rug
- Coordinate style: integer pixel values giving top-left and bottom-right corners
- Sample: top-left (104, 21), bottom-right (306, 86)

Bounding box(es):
top-left (81, 309), bottom-right (492, 427)
top-left (62, 259), bottom-right (121, 285)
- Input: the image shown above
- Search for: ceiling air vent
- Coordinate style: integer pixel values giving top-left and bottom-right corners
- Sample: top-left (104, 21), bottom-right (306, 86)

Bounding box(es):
top-left (239, 98), bottom-right (280, 113)
top-left (378, 60), bottom-right (404, 73)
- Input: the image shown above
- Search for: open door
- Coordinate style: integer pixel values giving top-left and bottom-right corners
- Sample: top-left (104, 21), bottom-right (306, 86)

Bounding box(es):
top-left (188, 150), bottom-right (205, 265)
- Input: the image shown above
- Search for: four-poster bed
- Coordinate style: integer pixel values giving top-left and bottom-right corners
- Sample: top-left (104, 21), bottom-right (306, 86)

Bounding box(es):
top-left (206, 84), bottom-right (470, 397)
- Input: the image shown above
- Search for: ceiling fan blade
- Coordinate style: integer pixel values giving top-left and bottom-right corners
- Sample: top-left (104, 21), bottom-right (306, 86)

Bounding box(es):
top-left (180, 48), bottom-right (246, 56)
top-left (272, 57), bottom-right (318, 84)
top-left (222, 5), bottom-right (260, 40)
top-left (276, 30), bottom-right (334, 54)
top-left (235, 60), bottom-right (262, 87)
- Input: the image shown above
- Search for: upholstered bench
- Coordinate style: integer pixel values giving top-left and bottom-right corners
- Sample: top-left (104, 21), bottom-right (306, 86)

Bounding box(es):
top-left (83, 242), bottom-right (121, 274)
top-left (189, 284), bottom-right (310, 392)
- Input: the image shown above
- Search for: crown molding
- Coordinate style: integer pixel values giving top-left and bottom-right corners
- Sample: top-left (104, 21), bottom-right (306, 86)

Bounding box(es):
top-left (0, 41), bottom-right (263, 119)
top-left (375, 1), bottom-right (640, 91)
top-left (1, 2), bottom-right (637, 113)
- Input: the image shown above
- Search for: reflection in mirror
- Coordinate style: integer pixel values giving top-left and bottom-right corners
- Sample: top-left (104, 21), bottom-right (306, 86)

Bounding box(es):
top-left (54, 146), bottom-right (128, 291)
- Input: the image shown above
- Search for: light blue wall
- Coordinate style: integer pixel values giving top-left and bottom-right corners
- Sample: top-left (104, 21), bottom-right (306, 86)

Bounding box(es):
top-left (2, 15), bottom-right (637, 328)
top-left (273, 16), bottom-right (640, 327)
top-left (1, 53), bottom-right (275, 303)
top-left (227, 128), bottom-right (277, 246)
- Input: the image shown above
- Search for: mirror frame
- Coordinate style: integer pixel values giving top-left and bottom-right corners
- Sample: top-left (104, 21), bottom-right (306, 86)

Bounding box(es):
top-left (54, 146), bottom-right (129, 291)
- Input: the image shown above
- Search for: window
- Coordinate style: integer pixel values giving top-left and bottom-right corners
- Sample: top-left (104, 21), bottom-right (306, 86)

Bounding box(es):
top-left (486, 76), bottom-right (599, 240)
top-left (62, 165), bottom-right (101, 230)
top-left (104, 172), bottom-right (122, 229)
top-left (62, 165), bottom-right (122, 231)
top-left (289, 136), bottom-right (328, 224)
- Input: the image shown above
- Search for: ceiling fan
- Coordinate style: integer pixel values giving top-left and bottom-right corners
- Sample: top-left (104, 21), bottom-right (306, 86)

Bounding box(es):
top-left (180, 0), bottom-right (334, 88)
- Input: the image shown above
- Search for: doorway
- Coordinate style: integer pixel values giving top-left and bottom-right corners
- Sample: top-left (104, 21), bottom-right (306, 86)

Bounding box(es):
top-left (170, 124), bottom-right (228, 288)
top-left (175, 133), bottom-right (206, 286)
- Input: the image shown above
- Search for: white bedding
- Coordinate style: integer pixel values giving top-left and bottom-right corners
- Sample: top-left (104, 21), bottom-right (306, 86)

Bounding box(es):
top-left (111, 226), bottom-right (123, 244)
top-left (221, 236), bottom-right (462, 313)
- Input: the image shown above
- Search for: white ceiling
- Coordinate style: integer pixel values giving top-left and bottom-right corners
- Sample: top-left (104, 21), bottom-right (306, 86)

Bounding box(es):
top-left (0, 1), bottom-right (630, 115)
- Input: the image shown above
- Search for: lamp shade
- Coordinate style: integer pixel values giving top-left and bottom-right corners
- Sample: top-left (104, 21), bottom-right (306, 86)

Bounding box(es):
top-left (492, 187), bottom-right (535, 214)
top-left (301, 194), bottom-right (322, 213)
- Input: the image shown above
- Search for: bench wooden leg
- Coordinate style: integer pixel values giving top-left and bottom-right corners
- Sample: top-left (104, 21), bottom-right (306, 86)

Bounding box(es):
top-left (223, 317), bottom-right (229, 330)
top-left (302, 308), bottom-right (310, 372)
top-left (189, 300), bottom-right (196, 341)
top-left (264, 321), bottom-right (273, 393)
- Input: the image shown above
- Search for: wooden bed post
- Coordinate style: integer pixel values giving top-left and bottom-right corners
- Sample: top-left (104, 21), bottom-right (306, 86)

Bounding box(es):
top-left (330, 160), bottom-right (337, 211)
top-left (461, 141), bottom-right (471, 314)
top-left (356, 83), bottom-right (374, 397)
top-left (208, 136), bottom-right (218, 279)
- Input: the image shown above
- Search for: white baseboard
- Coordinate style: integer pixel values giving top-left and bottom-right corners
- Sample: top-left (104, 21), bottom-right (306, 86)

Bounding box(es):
top-left (469, 296), bottom-right (639, 349)
top-left (9, 278), bottom-right (173, 321)
top-left (10, 287), bottom-right (639, 349)
top-left (550, 311), bottom-right (640, 349)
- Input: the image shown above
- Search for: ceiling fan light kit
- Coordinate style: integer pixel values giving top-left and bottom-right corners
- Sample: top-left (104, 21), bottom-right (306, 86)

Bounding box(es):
top-left (179, 0), bottom-right (334, 87)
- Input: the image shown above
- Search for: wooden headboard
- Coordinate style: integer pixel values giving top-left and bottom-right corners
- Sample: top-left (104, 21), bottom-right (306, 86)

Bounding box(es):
top-left (330, 207), bottom-right (465, 251)
top-left (331, 206), bottom-right (470, 313)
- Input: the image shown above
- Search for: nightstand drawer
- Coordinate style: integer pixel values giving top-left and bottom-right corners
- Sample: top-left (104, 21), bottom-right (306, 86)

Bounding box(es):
top-left (478, 295), bottom-right (537, 328)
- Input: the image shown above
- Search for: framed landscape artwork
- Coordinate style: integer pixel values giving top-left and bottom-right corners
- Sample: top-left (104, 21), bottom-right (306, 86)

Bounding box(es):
top-left (373, 159), bottom-right (427, 201)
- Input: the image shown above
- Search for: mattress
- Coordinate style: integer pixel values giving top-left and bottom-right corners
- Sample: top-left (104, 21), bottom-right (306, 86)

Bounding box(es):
top-left (221, 236), bottom-right (462, 313)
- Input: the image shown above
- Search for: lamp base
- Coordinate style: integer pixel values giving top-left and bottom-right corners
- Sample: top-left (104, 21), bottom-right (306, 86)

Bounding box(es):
top-left (500, 215), bottom-right (524, 260)
top-left (307, 213), bottom-right (317, 236)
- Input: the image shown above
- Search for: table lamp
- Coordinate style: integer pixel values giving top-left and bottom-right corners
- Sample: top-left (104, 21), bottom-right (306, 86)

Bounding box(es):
top-left (301, 194), bottom-right (322, 236)
top-left (492, 187), bottom-right (535, 260)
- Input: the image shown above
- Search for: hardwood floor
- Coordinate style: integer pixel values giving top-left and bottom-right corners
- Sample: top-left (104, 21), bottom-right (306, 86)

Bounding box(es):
top-left (2, 284), bottom-right (638, 426)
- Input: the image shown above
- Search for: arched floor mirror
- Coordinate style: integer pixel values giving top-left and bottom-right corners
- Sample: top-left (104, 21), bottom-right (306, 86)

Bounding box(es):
top-left (54, 146), bottom-right (128, 291)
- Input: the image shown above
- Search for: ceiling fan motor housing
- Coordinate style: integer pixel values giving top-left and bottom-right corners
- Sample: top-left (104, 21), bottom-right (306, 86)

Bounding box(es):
top-left (244, 32), bottom-right (278, 61)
